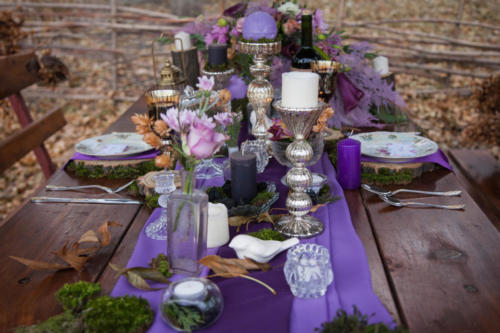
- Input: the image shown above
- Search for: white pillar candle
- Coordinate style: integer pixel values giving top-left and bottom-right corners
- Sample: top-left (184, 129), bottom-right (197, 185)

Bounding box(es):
top-left (207, 203), bottom-right (229, 248)
top-left (174, 31), bottom-right (192, 51)
top-left (281, 72), bottom-right (319, 108)
top-left (373, 56), bottom-right (389, 75)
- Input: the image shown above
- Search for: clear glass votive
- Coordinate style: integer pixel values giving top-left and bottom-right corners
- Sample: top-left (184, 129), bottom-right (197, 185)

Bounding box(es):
top-left (284, 243), bottom-right (334, 298)
top-left (145, 171), bottom-right (176, 240)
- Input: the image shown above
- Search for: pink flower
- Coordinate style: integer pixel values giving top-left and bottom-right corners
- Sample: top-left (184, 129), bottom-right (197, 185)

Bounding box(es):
top-left (196, 75), bottom-right (215, 91)
top-left (161, 108), bottom-right (180, 132)
top-left (186, 117), bottom-right (228, 159)
top-left (313, 9), bottom-right (328, 33)
top-left (283, 19), bottom-right (300, 36)
top-left (214, 112), bottom-right (233, 126)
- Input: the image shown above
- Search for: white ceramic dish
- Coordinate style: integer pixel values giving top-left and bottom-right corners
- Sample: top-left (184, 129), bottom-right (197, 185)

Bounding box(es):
top-left (350, 131), bottom-right (438, 162)
top-left (75, 132), bottom-right (153, 158)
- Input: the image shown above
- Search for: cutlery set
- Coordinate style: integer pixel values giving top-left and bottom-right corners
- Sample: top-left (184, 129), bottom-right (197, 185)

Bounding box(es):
top-left (362, 184), bottom-right (465, 210)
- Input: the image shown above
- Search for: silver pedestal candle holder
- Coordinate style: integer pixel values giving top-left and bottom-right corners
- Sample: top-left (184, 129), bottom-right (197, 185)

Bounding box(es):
top-left (273, 99), bottom-right (327, 238)
top-left (238, 40), bottom-right (281, 142)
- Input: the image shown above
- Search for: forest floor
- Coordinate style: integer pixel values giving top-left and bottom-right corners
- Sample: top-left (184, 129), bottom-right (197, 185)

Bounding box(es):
top-left (0, 0), bottom-right (498, 220)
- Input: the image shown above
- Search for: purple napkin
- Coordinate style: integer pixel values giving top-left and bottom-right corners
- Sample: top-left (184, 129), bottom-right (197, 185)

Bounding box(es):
top-left (71, 150), bottom-right (159, 161)
top-left (361, 149), bottom-right (453, 171)
top-left (337, 73), bottom-right (364, 113)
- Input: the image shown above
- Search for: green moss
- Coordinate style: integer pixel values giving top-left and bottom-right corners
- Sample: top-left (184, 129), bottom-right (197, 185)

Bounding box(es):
top-left (15, 311), bottom-right (82, 333)
top-left (315, 306), bottom-right (407, 333)
top-left (250, 191), bottom-right (274, 206)
top-left (145, 193), bottom-right (160, 209)
top-left (67, 160), bottom-right (160, 179)
top-left (83, 296), bottom-right (153, 333)
top-left (55, 281), bottom-right (101, 313)
top-left (149, 253), bottom-right (173, 278)
top-left (248, 228), bottom-right (286, 241)
top-left (162, 303), bottom-right (204, 333)
top-left (239, 36), bottom-right (282, 43)
top-left (361, 168), bottom-right (413, 185)
top-left (203, 62), bottom-right (232, 72)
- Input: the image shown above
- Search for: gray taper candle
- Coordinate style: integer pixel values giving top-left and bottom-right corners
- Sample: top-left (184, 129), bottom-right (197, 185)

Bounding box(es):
top-left (230, 151), bottom-right (257, 204)
top-left (208, 44), bottom-right (228, 66)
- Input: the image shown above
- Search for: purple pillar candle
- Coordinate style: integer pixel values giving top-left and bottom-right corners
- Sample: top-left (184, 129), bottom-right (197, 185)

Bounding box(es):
top-left (230, 151), bottom-right (257, 204)
top-left (208, 44), bottom-right (228, 66)
top-left (336, 138), bottom-right (361, 190)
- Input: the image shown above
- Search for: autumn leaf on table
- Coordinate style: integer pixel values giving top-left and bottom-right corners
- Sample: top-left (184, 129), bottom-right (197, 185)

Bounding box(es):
top-left (229, 211), bottom-right (285, 232)
top-left (199, 255), bottom-right (276, 295)
top-left (9, 220), bottom-right (121, 273)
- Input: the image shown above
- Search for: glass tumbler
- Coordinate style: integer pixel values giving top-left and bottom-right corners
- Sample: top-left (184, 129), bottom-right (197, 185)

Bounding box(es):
top-left (284, 243), bottom-right (334, 298)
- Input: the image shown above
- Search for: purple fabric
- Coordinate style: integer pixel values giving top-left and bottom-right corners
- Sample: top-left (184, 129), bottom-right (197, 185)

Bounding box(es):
top-left (71, 150), bottom-right (159, 161)
top-left (337, 73), bottom-right (364, 113)
top-left (361, 149), bottom-right (453, 171)
top-left (111, 154), bottom-right (394, 332)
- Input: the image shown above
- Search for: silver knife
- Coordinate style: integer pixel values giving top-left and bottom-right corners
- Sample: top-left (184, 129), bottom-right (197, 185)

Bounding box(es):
top-left (32, 197), bottom-right (142, 205)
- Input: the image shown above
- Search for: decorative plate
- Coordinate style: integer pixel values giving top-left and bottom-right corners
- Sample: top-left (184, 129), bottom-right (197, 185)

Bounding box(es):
top-left (75, 132), bottom-right (153, 158)
top-left (350, 131), bottom-right (438, 162)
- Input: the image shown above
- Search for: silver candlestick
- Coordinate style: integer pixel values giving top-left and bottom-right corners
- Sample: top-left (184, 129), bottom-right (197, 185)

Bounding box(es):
top-left (273, 99), bottom-right (327, 238)
top-left (238, 41), bottom-right (281, 141)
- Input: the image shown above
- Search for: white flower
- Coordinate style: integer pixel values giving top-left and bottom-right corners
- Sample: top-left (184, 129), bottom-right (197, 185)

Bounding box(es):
top-left (278, 2), bottom-right (300, 17)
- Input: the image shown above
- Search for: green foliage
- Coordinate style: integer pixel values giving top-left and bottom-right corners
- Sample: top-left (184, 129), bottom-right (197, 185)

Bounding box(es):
top-left (149, 253), bottom-right (173, 278)
top-left (250, 191), bottom-right (274, 206)
top-left (315, 306), bottom-right (408, 333)
top-left (83, 296), bottom-right (153, 333)
top-left (248, 228), bottom-right (286, 241)
top-left (145, 193), bottom-right (160, 209)
top-left (15, 311), bottom-right (81, 333)
top-left (55, 281), bottom-right (101, 313)
top-left (239, 36), bottom-right (282, 44)
top-left (203, 62), bottom-right (232, 72)
top-left (361, 168), bottom-right (413, 185)
top-left (369, 105), bottom-right (408, 125)
top-left (67, 160), bottom-right (160, 179)
top-left (162, 303), bottom-right (204, 333)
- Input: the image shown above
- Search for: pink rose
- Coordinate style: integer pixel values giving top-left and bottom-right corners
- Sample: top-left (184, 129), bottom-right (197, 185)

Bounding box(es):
top-left (186, 117), bottom-right (227, 159)
top-left (283, 19), bottom-right (300, 37)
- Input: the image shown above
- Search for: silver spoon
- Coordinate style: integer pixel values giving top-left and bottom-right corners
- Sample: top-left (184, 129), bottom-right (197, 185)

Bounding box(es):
top-left (45, 180), bottom-right (135, 194)
top-left (362, 184), bottom-right (461, 197)
top-left (380, 195), bottom-right (465, 210)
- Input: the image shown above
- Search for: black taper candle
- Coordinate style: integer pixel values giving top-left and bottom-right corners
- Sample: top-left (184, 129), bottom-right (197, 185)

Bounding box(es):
top-left (208, 44), bottom-right (228, 66)
top-left (230, 151), bottom-right (257, 204)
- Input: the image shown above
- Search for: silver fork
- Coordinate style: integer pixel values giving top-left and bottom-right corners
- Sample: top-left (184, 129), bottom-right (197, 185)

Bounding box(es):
top-left (45, 180), bottom-right (135, 194)
top-left (381, 195), bottom-right (465, 210)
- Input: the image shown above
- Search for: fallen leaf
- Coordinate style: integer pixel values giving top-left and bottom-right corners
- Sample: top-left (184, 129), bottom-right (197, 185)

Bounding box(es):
top-left (78, 230), bottom-right (99, 244)
top-left (125, 270), bottom-right (160, 291)
top-left (98, 221), bottom-right (121, 246)
top-left (10, 256), bottom-right (70, 271)
top-left (109, 263), bottom-right (166, 290)
top-left (199, 255), bottom-right (271, 278)
top-left (52, 242), bottom-right (87, 272)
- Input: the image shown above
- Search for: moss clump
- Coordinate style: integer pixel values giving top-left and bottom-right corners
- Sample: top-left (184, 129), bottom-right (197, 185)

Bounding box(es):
top-left (248, 228), bottom-right (286, 241)
top-left (315, 306), bottom-right (408, 333)
top-left (83, 296), bottom-right (153, 333)
top-left (203, 62), bottom-right (232, 72)
top-left (15, 311), bottom-right (82, 333)
top-left (250, 191), bottom-right (274, 206)
top-left (149, 253), bottom-right (173, 278)
top-left (55, 281), bottom-right (101, 312)
top-left (239, 36), bottom-right (282, 43)
top-left (361, 168), bottom-right (413, 185)
top-left (145, 193), bottom-right (160, 209)
top-left (67, 160), bottom-right (160, 179)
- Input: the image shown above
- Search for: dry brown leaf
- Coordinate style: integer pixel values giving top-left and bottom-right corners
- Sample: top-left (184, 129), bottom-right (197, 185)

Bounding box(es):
top-left (77, 246), bottom-right (100, 257)
top-left (78, 230), bottom-right (99, 244)
top-left (109, 263), bottom-right (164, 291)
top-left (51, 242), bottom-right (87, 272)
top-left (199, 255), bottom-right (271, 278)
top-left (10, 256), bottom-right (70, 271)
top-left (98, 221), bottom-right (122, 247)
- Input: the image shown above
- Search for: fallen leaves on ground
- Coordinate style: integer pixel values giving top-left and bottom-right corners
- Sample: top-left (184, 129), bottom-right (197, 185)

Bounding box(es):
top-left (10, 220), bottom-right (121, 272)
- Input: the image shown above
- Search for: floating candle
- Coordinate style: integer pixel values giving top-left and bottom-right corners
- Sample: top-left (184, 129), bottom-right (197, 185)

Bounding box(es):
top-left (174, 31), bottom-right (192, 51)
top-left (173, 279), bottom-right (206, 300)
top-left (281, 72), bottom-right (319, 108)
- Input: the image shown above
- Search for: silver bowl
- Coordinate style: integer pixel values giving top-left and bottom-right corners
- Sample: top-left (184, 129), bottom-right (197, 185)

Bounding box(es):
top-left (271, 133), bottom-right (324, 168)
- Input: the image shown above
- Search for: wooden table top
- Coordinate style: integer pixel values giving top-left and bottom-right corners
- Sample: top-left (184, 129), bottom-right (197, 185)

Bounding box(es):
top-left (1, 96), bottom-right (499, 332)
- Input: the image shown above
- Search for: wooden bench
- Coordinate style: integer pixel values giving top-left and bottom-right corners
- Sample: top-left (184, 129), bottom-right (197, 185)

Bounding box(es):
top-left (448, 149), bottom-right (500, 228)
top-left (0, 51), bottom-right (66, 178)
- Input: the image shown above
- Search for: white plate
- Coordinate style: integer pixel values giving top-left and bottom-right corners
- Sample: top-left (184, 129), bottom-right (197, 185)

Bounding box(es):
top-left (350, 131), bottom-right (438, 162)
top-left (75, 132), bottom-right (153, 158)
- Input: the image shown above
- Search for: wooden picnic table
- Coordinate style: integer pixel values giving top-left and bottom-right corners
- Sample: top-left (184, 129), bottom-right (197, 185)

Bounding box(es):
top-left (1, 95), bottom-right (499, 332)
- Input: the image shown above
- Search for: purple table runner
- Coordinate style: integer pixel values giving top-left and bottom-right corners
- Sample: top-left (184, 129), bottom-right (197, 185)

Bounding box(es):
top-left (111, 154), bottom-right (394, 332)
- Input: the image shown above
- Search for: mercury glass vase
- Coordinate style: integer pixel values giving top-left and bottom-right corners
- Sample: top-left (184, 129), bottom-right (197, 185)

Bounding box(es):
top-left (166, 169), bottom-right (208, 276)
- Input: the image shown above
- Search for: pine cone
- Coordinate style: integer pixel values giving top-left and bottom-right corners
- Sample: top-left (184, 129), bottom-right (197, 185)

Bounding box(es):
top-left (143, 132), bottom-right (162, 149)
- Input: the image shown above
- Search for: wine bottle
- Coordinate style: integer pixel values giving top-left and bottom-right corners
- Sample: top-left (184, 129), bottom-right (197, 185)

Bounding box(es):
top-left (291, 14), bottom-right (320, 71)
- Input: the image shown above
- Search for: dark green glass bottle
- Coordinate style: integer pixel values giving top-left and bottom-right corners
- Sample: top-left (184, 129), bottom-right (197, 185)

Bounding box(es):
top-left (292, 14), bottom-right (320, 70)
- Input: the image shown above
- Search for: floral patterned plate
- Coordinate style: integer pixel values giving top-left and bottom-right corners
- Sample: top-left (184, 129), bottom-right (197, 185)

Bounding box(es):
top-left (350, 131), bottom-right (438, 162)
top-left (75, 132), bottom-right (153, 158)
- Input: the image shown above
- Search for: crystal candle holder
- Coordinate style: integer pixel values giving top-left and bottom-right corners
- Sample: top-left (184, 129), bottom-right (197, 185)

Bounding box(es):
top-left (284, 243), bottom-right (333, 298)
top-left (201, 67), bottom-right (235, 91)
top-left (145, 171), bottom-right (176, 240)
top-left (272, 99), bottom-right (327, 238)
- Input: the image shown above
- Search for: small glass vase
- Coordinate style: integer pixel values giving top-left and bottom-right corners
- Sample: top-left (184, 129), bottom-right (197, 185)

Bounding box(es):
top-left (167, 169), bottom-right (208, 276)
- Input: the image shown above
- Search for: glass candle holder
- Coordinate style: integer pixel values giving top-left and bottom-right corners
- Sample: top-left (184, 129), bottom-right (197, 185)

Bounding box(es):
top-left (336, 138), bottom-right (361, 190)
top-left (284, 243), bottom-right (333, 298)
top-left (145, 171), bottom-right (176, 240)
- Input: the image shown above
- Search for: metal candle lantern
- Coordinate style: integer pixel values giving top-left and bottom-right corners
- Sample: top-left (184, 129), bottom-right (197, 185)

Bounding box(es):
top-left (272, 99), bottom-right (327, 238)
